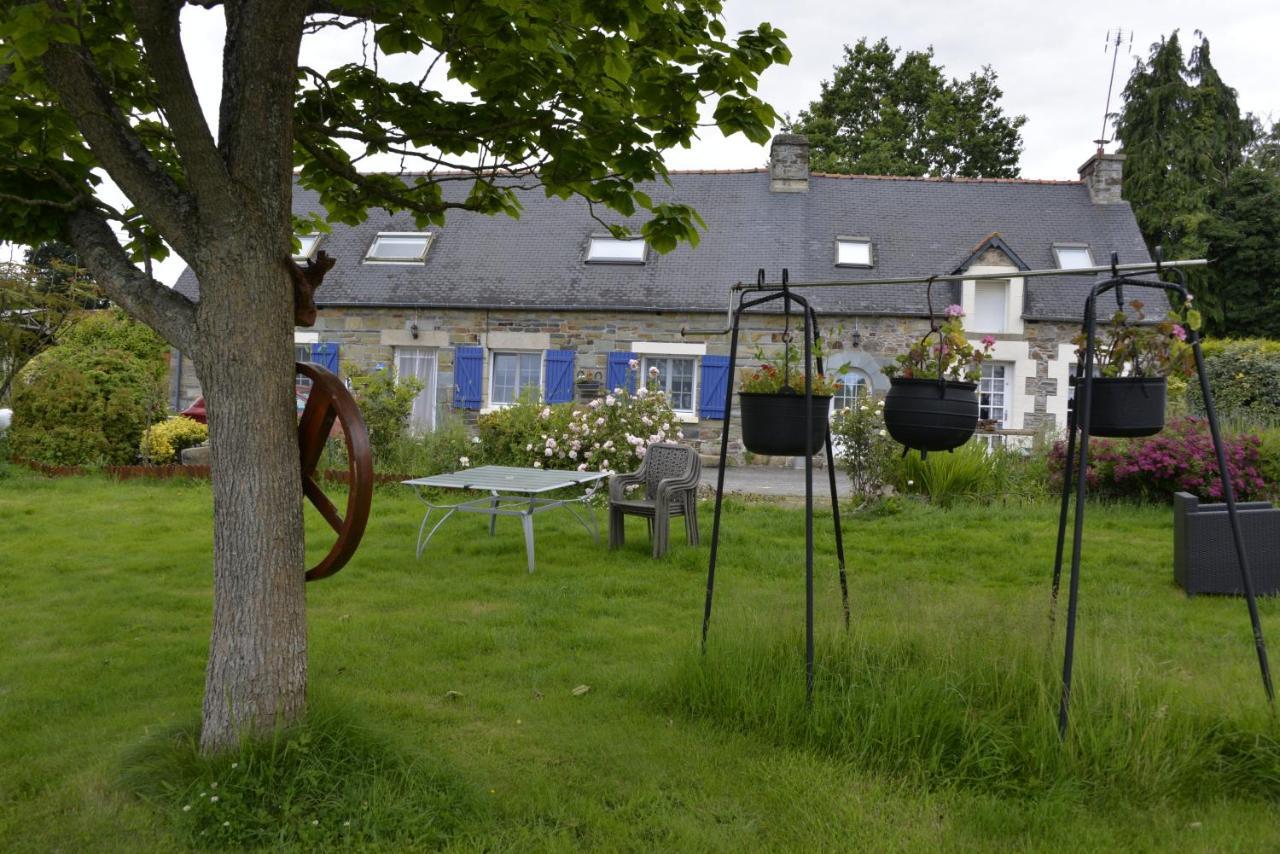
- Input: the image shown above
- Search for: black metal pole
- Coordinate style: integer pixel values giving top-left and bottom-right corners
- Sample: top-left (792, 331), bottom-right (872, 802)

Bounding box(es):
top-left (810, 305), bottom-right (850, 630)
top-left (1058, 292), bottom-right (1098, 739)
top-left (800, 292), bottom-right (816, 699)
top-left (1189, 326), bottom-right (1275, 703)
top-left (701, 297), bottom-right (745, 651)
top-left (1050, 372), bottom-right (1080, 623)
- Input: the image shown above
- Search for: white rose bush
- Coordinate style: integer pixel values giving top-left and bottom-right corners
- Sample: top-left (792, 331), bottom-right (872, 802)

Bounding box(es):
top-left (476, 365), bottom-right (683, 475)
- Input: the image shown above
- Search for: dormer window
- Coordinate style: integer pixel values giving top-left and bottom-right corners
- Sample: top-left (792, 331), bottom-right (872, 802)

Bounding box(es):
top-left (366, 232), bottom-right (434, 263)
top-left (586, 236), bottom-right (646, 264)
top-left (293, 233), bottom-right (322, 261)
top-left (1053, 243), bottom-right (1093, 270)
top-left (835, 237), bottom-right (873, 268)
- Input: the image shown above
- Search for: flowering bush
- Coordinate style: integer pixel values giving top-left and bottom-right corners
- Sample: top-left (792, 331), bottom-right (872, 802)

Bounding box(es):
top-left (140, 415), bottom-right (208, 464)
top-left (882, 305), bottom-right (994, 383)
top-left (740, 343), bottom-right (843, 396)
top-left (1047, 416), bottom-right (1266, 502)
top-left (829, 396), bottom-right (896, 499)
top-left (477, 362), bottom-right (683, 475)
top-left (1076, 299), bottom-right (1199, 378)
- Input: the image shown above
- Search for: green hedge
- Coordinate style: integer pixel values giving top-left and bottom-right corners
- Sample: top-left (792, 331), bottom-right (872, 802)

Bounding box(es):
top-left (1187, 338), bottom-right (1280, 426)
top-left (8, 311), bottom-right (166, 465)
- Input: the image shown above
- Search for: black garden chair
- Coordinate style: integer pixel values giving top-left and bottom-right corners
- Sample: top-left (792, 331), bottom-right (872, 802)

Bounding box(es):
top-left (608, 443), bottom-right (701, 558)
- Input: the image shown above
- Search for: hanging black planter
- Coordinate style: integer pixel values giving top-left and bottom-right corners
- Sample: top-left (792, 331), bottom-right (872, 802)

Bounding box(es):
top-left (883, 377), bottom-right (979, 453)
top-left (1086, 376), bottom-right (1166, 438)
top-left (739, 391), bottom-right (832, 456)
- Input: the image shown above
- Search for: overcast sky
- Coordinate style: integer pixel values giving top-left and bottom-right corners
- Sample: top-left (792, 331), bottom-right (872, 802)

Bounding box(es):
top-left (7, 1), bottom-right (1278, 282)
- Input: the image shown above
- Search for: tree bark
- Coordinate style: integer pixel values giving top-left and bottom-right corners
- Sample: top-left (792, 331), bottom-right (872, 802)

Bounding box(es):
top-left (195, 252), bottom-right (307, 753)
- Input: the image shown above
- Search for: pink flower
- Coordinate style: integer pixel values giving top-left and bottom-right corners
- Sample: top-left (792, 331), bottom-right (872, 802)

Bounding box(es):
top-left (1172, 324), bottom-right (1187, 341)
top-left (981, 335), bottom-right (997, 349)
top-left (945, 304), bottom-right (964, 318)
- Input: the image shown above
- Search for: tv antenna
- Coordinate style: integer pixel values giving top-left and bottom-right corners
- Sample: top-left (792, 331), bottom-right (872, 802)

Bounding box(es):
top-left (1094, 29), bottom-right (1133, 151)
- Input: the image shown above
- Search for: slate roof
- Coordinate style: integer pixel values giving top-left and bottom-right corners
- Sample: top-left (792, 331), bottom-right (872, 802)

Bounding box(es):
top-left (174, 169), bottom-right (1151, 322)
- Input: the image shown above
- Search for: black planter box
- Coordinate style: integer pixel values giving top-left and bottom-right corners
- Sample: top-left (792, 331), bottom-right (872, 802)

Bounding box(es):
top-left (1174, 492), bottom-right (1280, 596)
top-left (1083, 376), bottom-right (1166, 438)
top-left (883, 377), bottom-right (978, 453)
top-left (739, 392), bottom-right (831, 456)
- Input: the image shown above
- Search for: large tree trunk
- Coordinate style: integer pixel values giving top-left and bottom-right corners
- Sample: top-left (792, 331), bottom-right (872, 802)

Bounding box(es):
top-left (195, 255), bottom-right (307, 753)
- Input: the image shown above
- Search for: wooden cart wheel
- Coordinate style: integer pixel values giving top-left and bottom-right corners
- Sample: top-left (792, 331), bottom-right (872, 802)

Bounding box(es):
top-left (296, 361), bottom-right (373, 581)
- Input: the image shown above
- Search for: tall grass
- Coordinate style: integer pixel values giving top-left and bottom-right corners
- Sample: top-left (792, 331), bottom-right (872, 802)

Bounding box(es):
top-left (661, 617), bottom-right (1280, 804)
top-left (893, 441), bottom-right (1047, 505)
top-left (120, 702), bottom-right (476, 850)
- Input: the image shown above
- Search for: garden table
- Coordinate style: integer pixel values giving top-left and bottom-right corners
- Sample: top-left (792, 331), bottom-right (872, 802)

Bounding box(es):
top-left (402, 465), bottom-right (609, 572)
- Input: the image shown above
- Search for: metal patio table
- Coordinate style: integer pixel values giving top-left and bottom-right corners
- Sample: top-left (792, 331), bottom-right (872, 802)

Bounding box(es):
top-left (402, 465), bottom-right (609, 572)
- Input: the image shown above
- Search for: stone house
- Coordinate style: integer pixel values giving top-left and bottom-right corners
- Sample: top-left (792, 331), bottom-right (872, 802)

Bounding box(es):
top-left (173, 134), bottom-right (1146, 455)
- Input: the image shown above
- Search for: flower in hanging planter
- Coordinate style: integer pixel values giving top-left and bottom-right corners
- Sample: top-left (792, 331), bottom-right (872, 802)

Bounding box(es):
top-left (882, 311), bottom-right (994, 383)
top-left (1073, 299), bottom-right (1200, 378)
top-left (739, 342), bottom-right (843, 396)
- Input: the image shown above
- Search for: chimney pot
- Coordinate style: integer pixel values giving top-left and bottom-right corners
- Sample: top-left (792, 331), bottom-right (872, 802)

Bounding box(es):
top-left (1078, 152), bottom-right (1125, 204)
top-left (769, 133), bottom-right (810, 193)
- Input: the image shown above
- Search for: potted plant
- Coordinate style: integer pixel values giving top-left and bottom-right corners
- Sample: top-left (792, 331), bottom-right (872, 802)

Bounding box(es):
top-left (1074, 298), bottom-right (1198, 437)
top-left (881, 305), bottom-right (995, 453)
top-left (738, 344), bottom-right (843, 456)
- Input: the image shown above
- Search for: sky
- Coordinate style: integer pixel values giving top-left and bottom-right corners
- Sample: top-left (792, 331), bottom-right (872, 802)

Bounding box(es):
top-left (6, 1), bottom-right (1279, 283)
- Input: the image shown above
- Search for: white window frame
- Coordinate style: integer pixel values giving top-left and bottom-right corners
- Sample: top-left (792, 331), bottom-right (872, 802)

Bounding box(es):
top-left (829, 368), bottom-right (872, 417)
top-left (395, 346), bottom-right (439, 434)
top-left (365, 231), bottom-right (435, 264)
top-left (488, 350), bottom-right (543, 408)
top-left (641, 355), bottom-right (698, 416)
top-left (631, 342), bottom-right (706, 422)
top-left (293, 233), bottom-right (322, 261)
top-left (1053, 243), bottom-right (1094, 270)
top-left (978, 362), bottom-right (1013, 428)
top-left (973, 279), bottom-right (1010, 333)
top-left (586, 236), bottom-right (647, 264)
top-left (835, 236), bottom-right (874, 268)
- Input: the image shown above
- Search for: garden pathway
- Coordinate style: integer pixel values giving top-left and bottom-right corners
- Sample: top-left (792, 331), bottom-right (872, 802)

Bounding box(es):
top-left (700, 464), bottom-right (851, 498)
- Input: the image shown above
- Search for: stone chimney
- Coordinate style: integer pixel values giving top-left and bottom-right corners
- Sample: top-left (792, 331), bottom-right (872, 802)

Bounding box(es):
top-left (769, 133), bottom-right (810, 193)
top-left (1078, 150), bottom-right (1125, 204)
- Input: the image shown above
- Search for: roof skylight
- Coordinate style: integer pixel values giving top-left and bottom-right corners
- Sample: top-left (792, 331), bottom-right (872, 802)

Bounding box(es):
top-left (1053, 244), bottom-right (1093, 270)
top-left (366, 232), bottom-right (434, 263)
top-left (835, 237), bottom-right (874, 267)
top-left (586, 236), bottom-right (646, 264)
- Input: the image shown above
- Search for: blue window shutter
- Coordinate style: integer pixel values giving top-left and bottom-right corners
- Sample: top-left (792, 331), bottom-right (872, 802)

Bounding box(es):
top-left (543, 349), bottom-right (575, 403)
top-left (606, 351), bottom-right (637, 394)
top-left (311, 342), bottom-right (340, 374)
top-left (453, 346), bottom-right (483, 410)
top-left (699, 355), bottom-right (730, 419)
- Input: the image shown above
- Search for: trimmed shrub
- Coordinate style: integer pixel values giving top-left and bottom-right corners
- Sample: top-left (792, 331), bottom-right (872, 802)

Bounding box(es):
top-left (140, 416), bottom-right (209, 464)
top-left (1186, 338), bottom-right (1280, 426)
top-left (10, 344), bottom-right (165, 465)
top-left (1047, 416), bottom-right (1266, 502)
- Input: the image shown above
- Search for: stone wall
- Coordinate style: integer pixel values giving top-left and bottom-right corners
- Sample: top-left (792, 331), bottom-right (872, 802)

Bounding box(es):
top-left (167, 307), bottom-right (1081, 457)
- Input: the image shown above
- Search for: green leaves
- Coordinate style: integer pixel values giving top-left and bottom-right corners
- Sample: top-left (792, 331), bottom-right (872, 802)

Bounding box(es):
top-left (787, 37), bottom-right (1025, 178)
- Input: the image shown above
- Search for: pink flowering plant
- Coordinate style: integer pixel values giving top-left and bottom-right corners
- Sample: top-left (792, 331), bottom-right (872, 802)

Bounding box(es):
top-left (1047, 416), bottom-right (1266, 502)
top-left (1074, 298), bottom-right (1201, 378)
top-left (475, 360), bottom-right (681, 475)
top-left (881, 304), bottom-right (995, 383)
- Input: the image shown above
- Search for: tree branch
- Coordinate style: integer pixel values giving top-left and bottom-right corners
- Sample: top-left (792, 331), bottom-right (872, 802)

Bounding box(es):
top-left (132, 0), bottom-right (234, 210)
top-left (66, 208), bottom-right (197, 352)
top-left (218, 0), bottom-right (309, 198)
top-left (41, 40), bottom-right (201, 260)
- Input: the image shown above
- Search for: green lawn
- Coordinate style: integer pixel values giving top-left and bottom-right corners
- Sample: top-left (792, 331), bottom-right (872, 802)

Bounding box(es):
top-left (1, 467), bottom-right (1278, 851)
